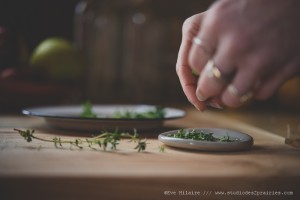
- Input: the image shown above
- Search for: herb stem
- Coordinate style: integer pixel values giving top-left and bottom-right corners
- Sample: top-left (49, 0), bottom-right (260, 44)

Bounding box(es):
top-left (14, 128), bottom-right (147, 152)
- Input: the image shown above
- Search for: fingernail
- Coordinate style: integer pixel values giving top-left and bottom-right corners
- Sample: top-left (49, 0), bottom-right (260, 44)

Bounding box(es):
top-left (191, 101), bottom-right (205, 112)
top-left (240, 91), bottom-right (254, 103)
top-left (206, 101), bottom-right (224, 109)
top-left (187, 97), bottom-right (206, 111)
top-left (196, 90), bottom-right (208, 101)
top-left (196, 103), bottom-right (206, 112)
top-left (195, 106), bottom-right (204, 112)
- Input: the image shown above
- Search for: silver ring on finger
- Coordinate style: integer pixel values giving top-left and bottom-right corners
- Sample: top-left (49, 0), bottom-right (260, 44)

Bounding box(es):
top-left (203, 59), bottom-right (228, 83)
top-left (195, 59), bottom-right (229, 102)
top-left (227, 84), bottom-right (254, 103)
top-left (193, 37), bottom-right (213, 55)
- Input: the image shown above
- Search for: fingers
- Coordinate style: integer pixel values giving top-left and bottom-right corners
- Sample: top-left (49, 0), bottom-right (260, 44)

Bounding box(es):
top-left (221, 70), bottom-right (257, 107)
top-left (194, 36), bottom-right (272, 108)
top-left (184, 1), bottom-right (277, 108)
top-left (195, 60), bottom-right (227, 101)
top-left (188, 10), bottom-right (219, 75)
top-left (193, 17), bottom-right (281, 108)
top-left (176, 14), bottom-right (206, 111)
top-left (195, 35), bottom-right (237, 102)
top-left (179, 0), bottom-right (300, 110)
top-left (188, 37), bottom-right (213, 76)
top-left (187, 10), bottom-right (228, 109)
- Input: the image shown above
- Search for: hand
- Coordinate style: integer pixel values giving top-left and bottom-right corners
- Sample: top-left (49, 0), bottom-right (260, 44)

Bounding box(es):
top-left (176, 13), bottom-right (222, 111)
top-left (177, 0), bottom-right (300, 109)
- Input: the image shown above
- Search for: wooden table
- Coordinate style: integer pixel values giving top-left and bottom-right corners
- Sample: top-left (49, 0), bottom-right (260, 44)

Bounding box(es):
top-left (0, 106), bottom-right (300, 200)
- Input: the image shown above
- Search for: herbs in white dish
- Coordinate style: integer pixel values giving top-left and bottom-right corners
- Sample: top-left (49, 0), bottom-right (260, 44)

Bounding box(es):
top-left (80, 102), bottom-right (166, 119)
top-left (167, 129), bottom-right (239, 142)
top-left (80, 101), bottom-right (97, 118)
top-left (113, 106), bottom-right (165, 119)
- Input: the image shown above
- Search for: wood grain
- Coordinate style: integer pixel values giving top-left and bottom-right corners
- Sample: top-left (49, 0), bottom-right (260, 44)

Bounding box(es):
top-left (0, 107), bottom-right (300, 200)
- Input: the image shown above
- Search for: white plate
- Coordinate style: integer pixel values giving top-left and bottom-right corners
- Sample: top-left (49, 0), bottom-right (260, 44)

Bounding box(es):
top-left (158, 128), bottom-right (253, 152)
top-left (22, 105), bottom-right (186, 131)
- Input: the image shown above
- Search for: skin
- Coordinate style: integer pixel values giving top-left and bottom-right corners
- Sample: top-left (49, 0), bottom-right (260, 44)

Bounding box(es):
top-left (176, 0), bottom-right (300, 110)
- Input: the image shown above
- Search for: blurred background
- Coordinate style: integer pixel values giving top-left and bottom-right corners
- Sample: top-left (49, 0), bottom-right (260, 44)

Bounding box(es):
top-left (0, 0), bottom-right (299, 113)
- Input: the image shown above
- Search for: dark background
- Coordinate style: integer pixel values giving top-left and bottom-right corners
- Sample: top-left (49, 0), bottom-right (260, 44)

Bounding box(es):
top-left (0, 0), bottom-right (297, 113)
top-left (0, 0), bottom-right (214, 113)
top-left (0, 0), bottom-right (80, 51)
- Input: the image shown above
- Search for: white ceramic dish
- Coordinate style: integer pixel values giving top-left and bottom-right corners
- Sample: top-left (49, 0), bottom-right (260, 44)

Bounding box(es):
top-left (22, 105), bottom-right (186, 131)
top-left (158, 128), bottom-right (253, 152)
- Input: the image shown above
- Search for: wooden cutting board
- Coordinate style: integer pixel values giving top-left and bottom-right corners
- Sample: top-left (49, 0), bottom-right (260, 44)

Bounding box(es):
top-left (0, 107), bottom-right (300, 200)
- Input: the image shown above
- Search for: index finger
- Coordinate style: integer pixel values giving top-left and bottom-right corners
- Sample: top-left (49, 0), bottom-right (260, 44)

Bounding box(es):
top-left (176, 13), bottom-right (206, 111)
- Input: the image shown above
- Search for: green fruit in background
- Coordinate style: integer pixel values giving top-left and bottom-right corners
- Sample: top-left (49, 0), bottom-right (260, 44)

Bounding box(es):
top-left (30, 37), bottom-right (84, 82)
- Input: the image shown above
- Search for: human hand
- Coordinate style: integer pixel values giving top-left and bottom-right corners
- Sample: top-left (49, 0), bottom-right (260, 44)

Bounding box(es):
top-left (177, 0), bottom-right (300, 110)
top-left (176, 12), bottom-right (222, 111)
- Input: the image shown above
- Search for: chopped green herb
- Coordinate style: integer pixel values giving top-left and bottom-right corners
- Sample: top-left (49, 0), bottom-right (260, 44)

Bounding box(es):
top-left (80, 102), bottom-right (166, 119)
top-left (113, 106), bottom-right (165, 119)
top-left (80, 101), bottom-right (98, 118)
top-left (159, 145), bottom-right (165, 152)
top-left (167, 129), bottom-right (237, 142)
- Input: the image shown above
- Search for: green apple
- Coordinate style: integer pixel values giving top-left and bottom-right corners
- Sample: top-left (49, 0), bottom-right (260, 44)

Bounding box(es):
top-left (30, 37), bottom-right (84, 82)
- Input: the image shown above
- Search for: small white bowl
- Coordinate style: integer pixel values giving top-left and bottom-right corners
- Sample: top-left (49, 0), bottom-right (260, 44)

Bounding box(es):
top-left (158, 128), bottom-right (253, 152)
